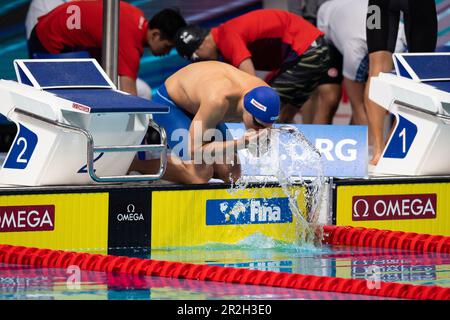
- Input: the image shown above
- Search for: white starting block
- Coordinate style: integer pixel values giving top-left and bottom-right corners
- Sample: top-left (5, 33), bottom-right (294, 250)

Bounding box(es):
top-left (0, 59), bottom-right (168, 186)
top-left (369, 53), bottom-right (450, 176)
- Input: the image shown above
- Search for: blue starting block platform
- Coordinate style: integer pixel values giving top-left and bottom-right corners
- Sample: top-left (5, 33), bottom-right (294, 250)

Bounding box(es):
top-left (371, 53), bottom-right (450, 176)
top-left (0, 59), bottom-right (168, 186)
top-left (14, 59), bottom-right (168, 113)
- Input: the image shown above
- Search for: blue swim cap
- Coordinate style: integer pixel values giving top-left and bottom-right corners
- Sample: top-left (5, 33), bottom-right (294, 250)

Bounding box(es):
top-left (243, 86), bottom-right (280, 124)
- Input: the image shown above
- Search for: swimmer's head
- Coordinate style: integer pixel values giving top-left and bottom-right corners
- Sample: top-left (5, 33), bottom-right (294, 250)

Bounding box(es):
top-left (242, 86), bottom-right (280, 129)
top-left (175, 26), bottom-right (217, 61)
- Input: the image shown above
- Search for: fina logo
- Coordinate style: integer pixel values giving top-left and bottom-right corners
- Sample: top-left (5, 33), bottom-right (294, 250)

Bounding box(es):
top-left (221, 200), bottom-right (281, 222)
top-left (220, 201), bottom-right (246, 222)
top-left (116, 204), bottom-right (144, 222)
top-left (206, 198), bottom-right (292, 225)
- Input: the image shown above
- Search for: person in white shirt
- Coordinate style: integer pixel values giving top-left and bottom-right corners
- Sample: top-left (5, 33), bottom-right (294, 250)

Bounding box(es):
top-left (316, 0), bottom-right (407, 125)
top-left (25, 0), bottom-right (69, 39)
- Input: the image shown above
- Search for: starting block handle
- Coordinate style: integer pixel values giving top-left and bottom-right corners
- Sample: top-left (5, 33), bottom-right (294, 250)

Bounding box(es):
top-left (394, 100), bottom-right (450, 121)
top-left (12, 108), bottom-right (167, 183)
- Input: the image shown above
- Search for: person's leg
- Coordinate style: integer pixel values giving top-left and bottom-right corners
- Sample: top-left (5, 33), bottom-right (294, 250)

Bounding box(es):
top-left (343, 77), bottom-right (367, 125)
top-left (153, 102), bottom-right (241, 183)
top-left (270, 66), bottom-right (306, 123)
top-left (365, 0), bottom-right (398, 165)
top-left (211, 122), bottom-right (241, 182)
top-left (141, 84), bottom-right (216, 184)
top-left (299, 92), bottom-right (317, 124)
top-left (151, 85), bottom-right (193, 160)
top-left (279, 104), bottom-right (301, 124)
top-left (313, 83), bottom-right (342, 124)
top-left (129, 156), bottom-right (213, 184)
top-left (312, 43), bottom-right (343, 124)
top-left (365, 51), bottom-right (394, 165)
top-left (273, 36), bottom-right (331, 124)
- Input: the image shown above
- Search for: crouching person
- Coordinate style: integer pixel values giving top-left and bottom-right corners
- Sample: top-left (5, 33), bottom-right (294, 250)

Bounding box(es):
top-left (129, 61), bottom-right (280, 183)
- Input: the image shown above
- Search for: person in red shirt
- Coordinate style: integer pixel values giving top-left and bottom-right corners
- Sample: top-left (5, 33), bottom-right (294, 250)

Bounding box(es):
top-left (28, 0), bottom-right (186, 95)
top-left (174, 9), bottom-right (330, 123)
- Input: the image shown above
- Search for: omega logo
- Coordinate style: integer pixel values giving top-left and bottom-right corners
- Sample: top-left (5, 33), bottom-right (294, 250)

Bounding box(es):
top-left (352, 194), bottom-right (436, 221)
top-left (116, 203), bottom-right (144, 222)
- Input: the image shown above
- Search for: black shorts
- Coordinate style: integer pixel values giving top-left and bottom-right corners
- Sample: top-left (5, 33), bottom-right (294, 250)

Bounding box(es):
top-left (28, 26), bottom-right (49, 58)
top-left (366, 0), bottom-right (437, 53)
top-left (318, 42), bottom-right (343, 85)
top-left (269, 36), bottom-right (331, 108)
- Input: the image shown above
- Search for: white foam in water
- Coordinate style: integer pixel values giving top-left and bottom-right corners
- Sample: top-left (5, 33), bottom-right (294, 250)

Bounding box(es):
top-left (237, 232), bottom-right (277, 249)
top-left (229, 125), bottom-right (326, 246)
top-left (235, 232), bottom-right (324, 253)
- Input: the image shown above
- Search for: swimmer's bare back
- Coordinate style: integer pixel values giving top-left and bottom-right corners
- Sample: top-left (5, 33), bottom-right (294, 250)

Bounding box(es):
top-left (165, 61), bottom-right (268, 120)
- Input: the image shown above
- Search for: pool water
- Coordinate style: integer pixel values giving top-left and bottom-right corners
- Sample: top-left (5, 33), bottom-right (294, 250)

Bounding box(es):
top-left (1, 244), bottom-right (448, 300)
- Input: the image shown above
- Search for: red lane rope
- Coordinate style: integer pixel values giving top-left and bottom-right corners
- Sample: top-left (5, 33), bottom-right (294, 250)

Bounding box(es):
top-left (0, 226), bottom-right (449, 299)
top-left (0, 243), bottom-right (449, 300)
top-left (322, 226), bottom-right (450, 254)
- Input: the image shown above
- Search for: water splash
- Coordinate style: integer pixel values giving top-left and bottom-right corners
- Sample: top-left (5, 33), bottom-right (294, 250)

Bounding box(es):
top-left (235, 232), bottom-right (323, 253)
top-left (229, 125), bottom-right (326, 246)
top-left (153, 232), bottom-right (329, 253)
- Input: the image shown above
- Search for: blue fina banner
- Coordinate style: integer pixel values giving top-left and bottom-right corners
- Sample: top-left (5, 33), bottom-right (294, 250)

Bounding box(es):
top-left (206, 197), bottom-right (293, 225)
top-left (225, 123), bottom-right (368, 178)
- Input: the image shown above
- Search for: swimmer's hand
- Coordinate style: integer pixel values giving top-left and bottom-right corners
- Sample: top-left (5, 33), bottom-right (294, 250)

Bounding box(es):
top-left (240, 128), bottom-right (270, 147)
top-left (240, 128), bottom-right (271, 157)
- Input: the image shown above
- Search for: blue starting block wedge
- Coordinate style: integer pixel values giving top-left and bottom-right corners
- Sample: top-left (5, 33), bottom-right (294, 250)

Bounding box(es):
top-left (45, 88), bottom-right (168, 114)
top-left (0, 59), bottom-right (168, 186)
top-left (370, 53), bottom-right (450, 176)
top-left (15, 59), bottom-right (113, 88)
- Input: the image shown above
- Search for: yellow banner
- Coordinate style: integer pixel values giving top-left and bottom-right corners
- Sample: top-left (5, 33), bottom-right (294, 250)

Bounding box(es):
top-left (336, 182), bottom-right (450, 236)
top-left (0, 193), bottom-right (108, 253)
top-left (151, 187), bottom-right (307, 248)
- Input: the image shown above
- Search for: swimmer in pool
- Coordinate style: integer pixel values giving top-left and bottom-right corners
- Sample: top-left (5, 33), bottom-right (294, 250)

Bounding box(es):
top-left (129, 61), bottom-right (281, 184)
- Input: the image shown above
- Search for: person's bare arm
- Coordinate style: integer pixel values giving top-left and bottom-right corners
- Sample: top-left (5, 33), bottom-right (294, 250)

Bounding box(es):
top-left (188, 96), bottom-right (243, 164)
top-left (238, 58), bottom-right (256, 76)
top-left (188, 97), bottom-right (270, 166)
top-left (119, 76), bottom-right (138, 96)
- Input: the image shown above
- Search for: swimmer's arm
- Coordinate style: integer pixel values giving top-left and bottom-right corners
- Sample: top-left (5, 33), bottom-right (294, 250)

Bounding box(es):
top-left (119, 76), bottom-right (138, 96)
top-left (188, 99), bottom-right (245, 162)
top-left (238, 58), bottom-right (256, 76)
